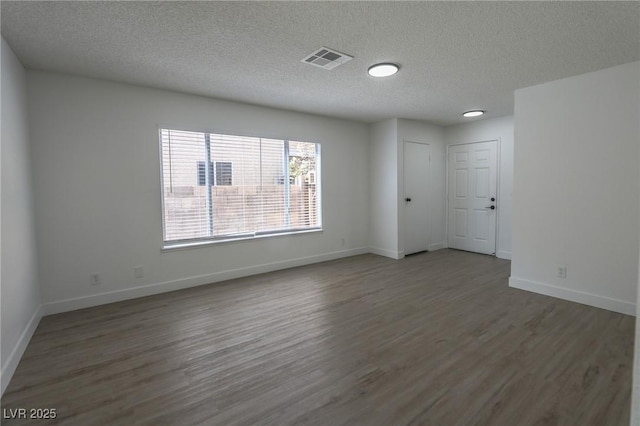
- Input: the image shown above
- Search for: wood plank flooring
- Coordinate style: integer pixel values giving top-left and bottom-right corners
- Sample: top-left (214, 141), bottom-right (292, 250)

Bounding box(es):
top-left (1, 249), bottom-right (634, 425)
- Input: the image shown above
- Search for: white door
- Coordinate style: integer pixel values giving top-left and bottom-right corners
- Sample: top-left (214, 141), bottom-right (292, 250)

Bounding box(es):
top-left (404, 141), bottom-right (430, 255)
top-left (447, 141), bottom-right (498, 255)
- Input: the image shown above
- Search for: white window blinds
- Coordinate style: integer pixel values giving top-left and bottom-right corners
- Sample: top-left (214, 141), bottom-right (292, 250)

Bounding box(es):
top-left (160, 129), bottom-right (321, 245)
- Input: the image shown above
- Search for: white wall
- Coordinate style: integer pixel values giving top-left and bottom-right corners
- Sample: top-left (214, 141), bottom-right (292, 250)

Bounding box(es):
top-left (368, 118), bottom-right (447, 258)
top-left (632, 66), bottom-right (640, 425)
top-left (445, 116), bottom-right (514, 259)
top-left (369, 119), bottom-right (400, 258)
top-left (1, 38), bottom-right (42, 393)
top-left (397, 119), bottom-right (446, 252)
top-left (27, 71), bottom-right (370, 312)
top-left (510, 61), bottom-right (640, 315)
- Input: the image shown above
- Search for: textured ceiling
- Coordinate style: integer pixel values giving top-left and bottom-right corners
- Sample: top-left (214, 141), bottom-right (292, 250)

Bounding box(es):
top-left (2, 1), bottom-right (639, 125)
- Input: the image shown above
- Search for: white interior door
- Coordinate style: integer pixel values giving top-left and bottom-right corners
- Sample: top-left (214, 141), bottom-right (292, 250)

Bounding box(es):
top-left (404, 141), bottom-right (430, 255)
top-left (447, 141), bottom-right (497, 254)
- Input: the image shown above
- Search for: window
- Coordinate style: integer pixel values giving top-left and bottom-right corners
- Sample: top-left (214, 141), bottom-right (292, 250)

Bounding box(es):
top-left (197, 161), bottom-right (232, 186)
top-left (215, 161), bottom-right (233, 186)
top-left (196, 161), bottom-right (213, 186)
top-left (160, 128), bottom-right (321, 246)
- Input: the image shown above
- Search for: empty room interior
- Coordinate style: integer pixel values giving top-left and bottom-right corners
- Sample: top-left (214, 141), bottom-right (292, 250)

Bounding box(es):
top-left (2, 1), bottom-right (640, 425)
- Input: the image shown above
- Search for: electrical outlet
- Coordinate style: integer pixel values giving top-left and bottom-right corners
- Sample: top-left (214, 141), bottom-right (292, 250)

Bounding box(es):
top-left (134, 266), bottom-right (144, 278)
top-left (557, 266), bottom-right (567, 279)
top-left (340, 238), bottom-right (345, 247)
top-left (90, 273), bottom-right (102, 286)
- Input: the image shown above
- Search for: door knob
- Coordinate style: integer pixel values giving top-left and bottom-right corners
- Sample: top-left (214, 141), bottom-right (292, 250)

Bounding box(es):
top-left (405, 197), bottom-right (412, 202)
top-left (484, 205), bottom-right (495, 210)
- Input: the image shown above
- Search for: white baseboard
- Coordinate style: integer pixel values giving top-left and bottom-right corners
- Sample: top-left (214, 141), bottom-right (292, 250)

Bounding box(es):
top-left (369, 244), bottom-right (445, 258)
top-left (429, 242), bottom-right (445, 251)
top-left (496, 250), bottom-right (512, 260)
top-left (509, 276), bottom-right (635, 316)
top-left (368, 247), bottom-right (404, 260)
top-left (1, 305), bottom-right (43, 395)
top-left (43, 247), bottom-right (369, 315)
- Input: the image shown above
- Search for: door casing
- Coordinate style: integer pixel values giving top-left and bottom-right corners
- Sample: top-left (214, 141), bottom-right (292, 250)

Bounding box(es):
top-left (403, 140), bottom-right (431, 255)
top-left (445, 139), bottom-right (501, 255)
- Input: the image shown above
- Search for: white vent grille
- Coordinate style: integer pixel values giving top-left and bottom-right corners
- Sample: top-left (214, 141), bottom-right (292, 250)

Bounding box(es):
top-left (302, 47), bottom-right (353, 70)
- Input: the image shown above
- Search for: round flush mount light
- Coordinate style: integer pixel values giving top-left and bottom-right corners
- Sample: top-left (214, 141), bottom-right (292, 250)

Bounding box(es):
top-left (462, 110), bottom-right (485, 118)
top-left (368, 63), bottom-right (399, 77)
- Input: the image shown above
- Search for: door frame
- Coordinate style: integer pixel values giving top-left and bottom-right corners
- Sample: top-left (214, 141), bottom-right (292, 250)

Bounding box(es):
top-left (445, 138), bottom-right (501, 255)
top-left (403, 140), bottom-right (432, 255)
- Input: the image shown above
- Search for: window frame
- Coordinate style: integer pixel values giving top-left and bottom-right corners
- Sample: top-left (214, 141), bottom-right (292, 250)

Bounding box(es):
top-left (158, 126), bottom-right (323, 250)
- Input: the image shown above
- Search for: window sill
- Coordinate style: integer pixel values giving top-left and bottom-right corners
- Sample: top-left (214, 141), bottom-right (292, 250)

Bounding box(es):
top-left (161, 228), bottom-right (323, 252)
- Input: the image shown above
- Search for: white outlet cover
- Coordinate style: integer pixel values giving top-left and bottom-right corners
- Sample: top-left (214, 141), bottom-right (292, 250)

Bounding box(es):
top-left (134, 266), bottom-right (144, 278)
top-left (557, 267), bottom-right (567, 278)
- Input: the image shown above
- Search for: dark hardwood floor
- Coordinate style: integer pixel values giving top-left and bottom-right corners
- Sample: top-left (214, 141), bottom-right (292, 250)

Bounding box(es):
top-left (1, 249), bottom-right (634, 425)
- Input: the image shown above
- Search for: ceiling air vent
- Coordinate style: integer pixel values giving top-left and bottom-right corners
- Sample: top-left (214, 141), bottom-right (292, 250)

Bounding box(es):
top-left (302, 47), bottom-right (353, 70)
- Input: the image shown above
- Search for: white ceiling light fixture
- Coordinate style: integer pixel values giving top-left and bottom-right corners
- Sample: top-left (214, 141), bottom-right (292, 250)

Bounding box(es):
top-left (368, 63), bottom-right (399, 77)
top-left (462, 110), bottom-right (485, 118)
